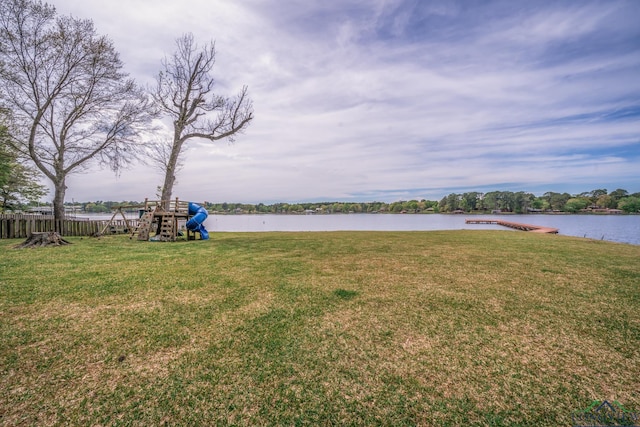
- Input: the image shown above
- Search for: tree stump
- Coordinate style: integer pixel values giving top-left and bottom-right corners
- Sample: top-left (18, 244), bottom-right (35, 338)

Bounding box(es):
top-left (14, 232), bottom-right (72, 248)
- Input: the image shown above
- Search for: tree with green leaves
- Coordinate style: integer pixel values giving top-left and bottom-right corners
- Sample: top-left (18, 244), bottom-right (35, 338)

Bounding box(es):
top-left (608, 189), bottom-right (629, 207)
top-left (0, 157), bottom-right (48, 212)
top-left (0, 0), bottom-right (155, 227)
top-left (0, 119), bottom-right (48, 211)
top-left (564, 197), bottom-right (590, 213)
top-left (542, 192), bottom-right (571, 211)
top-left (617, 196), bottom-right (640, 213)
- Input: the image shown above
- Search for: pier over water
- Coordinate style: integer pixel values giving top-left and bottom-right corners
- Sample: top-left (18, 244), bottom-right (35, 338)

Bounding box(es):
top-left (465, 219), bottom-right (559, 234)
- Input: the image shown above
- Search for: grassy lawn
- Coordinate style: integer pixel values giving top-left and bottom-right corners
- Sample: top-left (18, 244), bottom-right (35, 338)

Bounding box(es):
top-left (1, 230), bottom-right (639, 426)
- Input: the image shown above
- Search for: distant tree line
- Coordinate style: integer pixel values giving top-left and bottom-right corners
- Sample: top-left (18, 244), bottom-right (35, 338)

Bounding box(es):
top-left (204, 200), bottom-right (440, 214)
top-left (437, 189), bottom-right (640, 214)
top-left (34, 187), bottom-right (637, 215)
top-left (206, 189), bottom-right (640, 214)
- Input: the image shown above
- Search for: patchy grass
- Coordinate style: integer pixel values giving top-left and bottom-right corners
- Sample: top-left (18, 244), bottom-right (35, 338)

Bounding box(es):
top-left (1, 231), bottom-right (639, 426)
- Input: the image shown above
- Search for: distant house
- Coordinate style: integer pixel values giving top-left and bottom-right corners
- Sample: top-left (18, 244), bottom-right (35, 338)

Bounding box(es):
top-left (592, 208), bottom-right (623, 214)
top-left (27, 206), bottom-right (53, 215)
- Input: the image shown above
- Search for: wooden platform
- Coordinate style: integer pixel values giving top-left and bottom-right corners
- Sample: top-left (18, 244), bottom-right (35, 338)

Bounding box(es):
top-left (465, 219), bottom-right (559, 234)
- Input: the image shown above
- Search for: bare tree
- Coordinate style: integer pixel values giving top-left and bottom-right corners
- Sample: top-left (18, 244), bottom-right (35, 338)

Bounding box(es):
top-left (0, 0), bottom-right (155, 226)
top-left (152, 33), bottom-right (253, 206)
top-left (147, 137), bottom-right (184, 180)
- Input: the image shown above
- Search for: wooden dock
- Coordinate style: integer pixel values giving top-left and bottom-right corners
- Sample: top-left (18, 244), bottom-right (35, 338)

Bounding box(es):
top-left (465, 219), bottom-right (559, 234)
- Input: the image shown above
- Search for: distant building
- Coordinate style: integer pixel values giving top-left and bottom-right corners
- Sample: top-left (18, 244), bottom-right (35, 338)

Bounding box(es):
top-left (27, 206), bottom-right (53, 215)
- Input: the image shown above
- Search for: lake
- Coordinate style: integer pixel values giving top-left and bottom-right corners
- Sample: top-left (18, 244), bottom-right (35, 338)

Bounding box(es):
top-left (80, 212), bottom-right (640, 245)
top-left (202, 213), bottom-right (640, 246)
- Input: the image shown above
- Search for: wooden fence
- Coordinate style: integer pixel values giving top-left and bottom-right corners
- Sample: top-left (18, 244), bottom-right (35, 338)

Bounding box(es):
top-left (0, 214), bottom-right (138, 239)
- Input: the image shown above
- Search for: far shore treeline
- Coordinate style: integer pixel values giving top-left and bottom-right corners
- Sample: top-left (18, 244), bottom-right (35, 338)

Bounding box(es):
top-left (27, 188), bottom-right (640, 215)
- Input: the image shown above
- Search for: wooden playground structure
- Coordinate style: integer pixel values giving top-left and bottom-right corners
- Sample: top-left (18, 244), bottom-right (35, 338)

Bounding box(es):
top-left (122, 198), bottom-right (207, 242)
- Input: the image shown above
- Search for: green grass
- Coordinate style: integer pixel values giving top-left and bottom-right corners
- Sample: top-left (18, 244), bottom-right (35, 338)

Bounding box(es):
top-left (1, 230), bottom-right (639, 426)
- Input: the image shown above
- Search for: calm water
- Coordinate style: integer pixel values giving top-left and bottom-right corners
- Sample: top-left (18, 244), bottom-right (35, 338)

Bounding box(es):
top-left (80, 212), bottom-right (640, 245)
top-left (203, 214), bottom-right (640, 246)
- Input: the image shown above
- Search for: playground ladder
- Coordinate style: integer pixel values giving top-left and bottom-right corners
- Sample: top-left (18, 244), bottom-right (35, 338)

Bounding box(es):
top-left (158, 212), bottom-right (178, 241)
top-left (131, 211), bottom-right (154, 240)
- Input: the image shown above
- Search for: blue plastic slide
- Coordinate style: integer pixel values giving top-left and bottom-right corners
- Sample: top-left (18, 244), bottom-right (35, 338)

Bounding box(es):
top-left (186, 202), bottom-right (209, 240)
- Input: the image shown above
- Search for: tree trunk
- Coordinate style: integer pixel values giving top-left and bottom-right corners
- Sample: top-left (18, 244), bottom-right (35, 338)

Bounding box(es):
top-left (15, 232), bottom-right (71, 248)
top-left (159, 138), bottom-right (184, 209)
top-left (160, 169), bottom-right (176, 210)
top-left (52, 178), bottom-right (67, 233)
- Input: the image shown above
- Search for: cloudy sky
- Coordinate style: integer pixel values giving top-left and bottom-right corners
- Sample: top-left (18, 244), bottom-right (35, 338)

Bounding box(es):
top-left (51, 0), bottom-right (639, 204)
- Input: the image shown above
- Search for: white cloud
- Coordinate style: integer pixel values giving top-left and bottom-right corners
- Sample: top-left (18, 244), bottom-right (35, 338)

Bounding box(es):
top-left (44, 0), bottom-right (640, 204)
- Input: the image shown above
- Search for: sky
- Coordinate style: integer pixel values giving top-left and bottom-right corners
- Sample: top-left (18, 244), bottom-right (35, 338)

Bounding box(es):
top-left (49, 0), bottom-right (640, 204)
